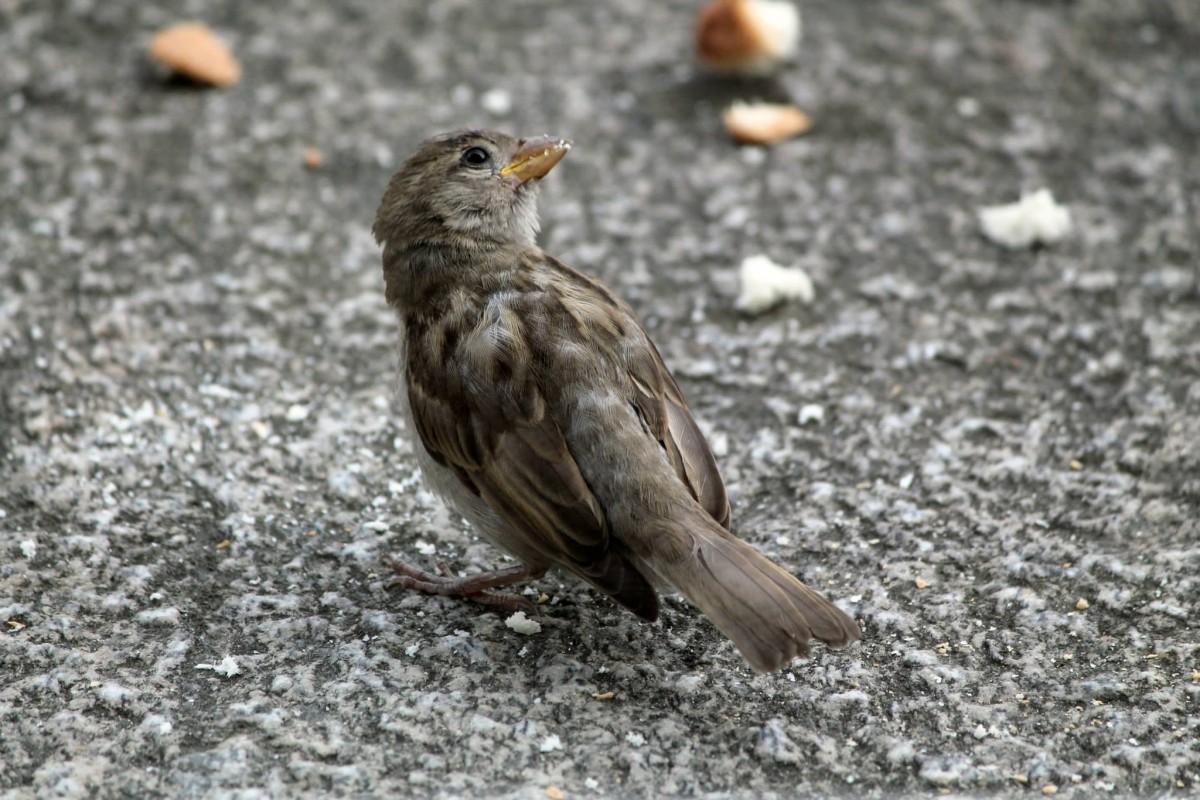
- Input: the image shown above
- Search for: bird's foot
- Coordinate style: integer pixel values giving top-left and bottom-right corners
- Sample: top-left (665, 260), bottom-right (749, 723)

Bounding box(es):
top-left (384, 556), bottom-right (539, 614)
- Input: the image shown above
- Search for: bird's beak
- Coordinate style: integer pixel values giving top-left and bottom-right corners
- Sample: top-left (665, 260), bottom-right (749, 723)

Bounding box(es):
top-left (499, 136), bottom-right (571, 183)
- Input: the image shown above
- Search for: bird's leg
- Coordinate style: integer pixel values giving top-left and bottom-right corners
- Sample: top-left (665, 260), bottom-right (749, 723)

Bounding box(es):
top-left (384, 556), bottom-right (541, 614)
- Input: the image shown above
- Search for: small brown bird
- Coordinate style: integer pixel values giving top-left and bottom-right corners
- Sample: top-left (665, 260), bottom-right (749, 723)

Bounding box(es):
top-left (373, 130), bottom-right (859, 672)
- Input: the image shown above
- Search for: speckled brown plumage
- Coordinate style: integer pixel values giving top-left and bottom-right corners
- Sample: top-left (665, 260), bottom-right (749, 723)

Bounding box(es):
top-left (374, 130), bottom-right (859, 671)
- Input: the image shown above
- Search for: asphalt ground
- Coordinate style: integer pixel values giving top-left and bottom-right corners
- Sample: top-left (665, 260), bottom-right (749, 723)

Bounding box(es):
top-left (2, 1), bottom-right (1197, 797)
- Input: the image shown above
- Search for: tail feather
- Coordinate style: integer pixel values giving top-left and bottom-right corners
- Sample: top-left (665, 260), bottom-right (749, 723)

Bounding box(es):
top-left (576, 548), bottom-right (661, 622)
top-left (660, 520), bottom-right (860, 672)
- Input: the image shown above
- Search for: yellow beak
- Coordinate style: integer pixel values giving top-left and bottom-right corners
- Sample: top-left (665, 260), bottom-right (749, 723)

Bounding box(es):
top-left (499, 136), bottom-right (571, 182)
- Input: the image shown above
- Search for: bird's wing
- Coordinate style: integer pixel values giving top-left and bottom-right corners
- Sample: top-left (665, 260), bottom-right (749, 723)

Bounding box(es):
top-left (624, 337), bottom-right (733, 530)
top-left (405, 311), bottom-right (659, 621)
top-left (542, 254), bottom-right (732, 529)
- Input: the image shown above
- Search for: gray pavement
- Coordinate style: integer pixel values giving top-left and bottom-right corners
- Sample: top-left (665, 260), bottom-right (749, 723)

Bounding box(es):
top-left (2, 0), bottom-right (1198, 797)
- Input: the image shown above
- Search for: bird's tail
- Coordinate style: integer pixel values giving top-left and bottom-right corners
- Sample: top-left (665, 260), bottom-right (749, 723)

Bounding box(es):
top-left (656, 516), bottom-right (860, 672)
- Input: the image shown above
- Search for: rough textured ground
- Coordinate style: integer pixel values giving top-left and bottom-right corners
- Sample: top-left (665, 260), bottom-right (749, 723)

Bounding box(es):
top-left (2, 0), bottom-right (1198, 797)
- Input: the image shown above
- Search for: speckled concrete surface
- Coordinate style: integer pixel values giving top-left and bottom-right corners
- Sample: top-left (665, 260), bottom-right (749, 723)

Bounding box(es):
top-left (2, 0), bottom-right (1198, 798)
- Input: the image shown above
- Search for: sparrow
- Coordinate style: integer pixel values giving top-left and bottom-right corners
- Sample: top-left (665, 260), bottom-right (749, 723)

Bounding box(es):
top-left (372, 130), bottom-right (860, 672)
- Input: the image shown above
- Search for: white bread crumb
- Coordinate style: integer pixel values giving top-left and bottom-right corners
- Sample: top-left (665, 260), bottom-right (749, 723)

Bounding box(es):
top-left (505, 611), bottom-right (542, 635)
top-left (736, 254), bottom-right (815, 314)
top-left (194, 655), bottom-right (241, 677)
top-left (978, 189), bottom-right (1072, 249)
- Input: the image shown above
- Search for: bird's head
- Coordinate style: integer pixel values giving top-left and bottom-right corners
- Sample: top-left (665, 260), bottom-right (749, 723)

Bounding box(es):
top-left (374, 130), bottom-right (571, 251)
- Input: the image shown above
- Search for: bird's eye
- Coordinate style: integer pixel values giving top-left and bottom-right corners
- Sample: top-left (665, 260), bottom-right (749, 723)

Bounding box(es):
top-left (461, 146), bottom-right (491, 167)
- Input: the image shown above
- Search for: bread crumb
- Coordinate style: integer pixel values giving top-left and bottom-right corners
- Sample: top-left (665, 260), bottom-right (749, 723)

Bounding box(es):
top-left (545, 786), bottom-right (565, 800)
top-left (697, 0), bottom-right (801, 75)
top-left (285, 403), bottom-right (310, 421)
top-left (506, 611), bottom-right (542, 635)
top-left (150, 22), bottom-right (241, 87)
top-left (194, 655), bottom-right (241, 677)
top-left (735, 254), bottom-right (814, 314)
top-left (798, 404), bottom-right (825, 425)
top-left (481, 89), bottom-right (513, 115)
top-left (723, 101), bottom-right (812, 145)
top-left (978, 189), bottom-right (1072, 249)
top-left (302, 148), bottom-right (325, 170)
top-left (1075, 598), bottom-right (1090, 611)
top-left (915, 577), bottom-right (930, 589)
